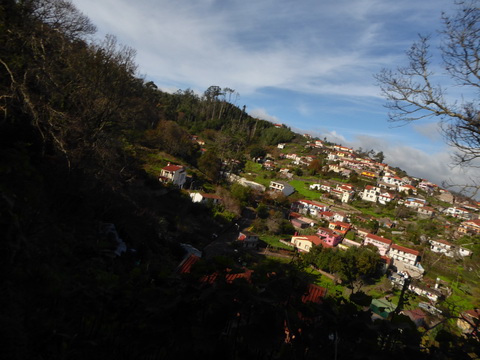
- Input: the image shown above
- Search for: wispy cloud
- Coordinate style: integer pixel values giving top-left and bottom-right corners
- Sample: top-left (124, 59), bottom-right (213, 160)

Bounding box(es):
top-left (74, 0), bottom-right (455, 98)
top-left (249, 108), bottom-right (279, 123)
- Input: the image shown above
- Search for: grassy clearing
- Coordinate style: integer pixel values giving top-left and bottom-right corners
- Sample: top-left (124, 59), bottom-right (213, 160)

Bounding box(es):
top-left (260, 234), bottom-right (294, 250)
top-left (304, 267), bottom-right (345, 294)
top-left (288, 180), bottom-right (324, 200)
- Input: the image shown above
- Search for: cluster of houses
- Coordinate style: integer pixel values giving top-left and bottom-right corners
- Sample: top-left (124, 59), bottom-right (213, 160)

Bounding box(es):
top-left (161, 136), bottom-right (479, 338)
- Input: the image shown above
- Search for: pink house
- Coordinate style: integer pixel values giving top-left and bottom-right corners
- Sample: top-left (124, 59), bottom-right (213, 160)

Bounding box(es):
top-left (328, 221), bottom-right (351, 235)
top-left (317, 227), bottom-right (343, 247)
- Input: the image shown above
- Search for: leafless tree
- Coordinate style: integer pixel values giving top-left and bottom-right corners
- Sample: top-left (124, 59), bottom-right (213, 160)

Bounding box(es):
top-left (375, 0), bottom-right (480, 196)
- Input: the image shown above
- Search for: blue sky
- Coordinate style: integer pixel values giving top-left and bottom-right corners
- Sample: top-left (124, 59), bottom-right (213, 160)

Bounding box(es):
top-left (71, 0), bottom-right (480, 190)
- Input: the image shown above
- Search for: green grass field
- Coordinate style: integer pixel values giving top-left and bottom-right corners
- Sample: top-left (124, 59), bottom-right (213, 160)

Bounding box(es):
top-left (289, 180), bottom-right (324, 200)
top-left (259, 234), bottom-right (294, 250)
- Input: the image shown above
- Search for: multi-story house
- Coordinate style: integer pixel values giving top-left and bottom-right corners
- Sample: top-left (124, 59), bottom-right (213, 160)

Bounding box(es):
top-left (159, 163), bottom-right (186, 188)
top-left (364, 233), bottom-right (392, 256)
top-left (429, 239), bottom-right (455, 257)
top-left (361, 185), bottom-right (380, 202)
top-left (382, 174), bottom-right (404, 187)
top-left (328, 221), bottom-right (351, 236)
top-left (316, 227), bottom-right (343, 247)
top-left (295, 199), bottom-right (329, 216)
top-left (458, 219), bottom-right (480, 235)
top-left (388, 244), bottom-right (420, 266)
top-left (378, 191), bottom-right (395, 205)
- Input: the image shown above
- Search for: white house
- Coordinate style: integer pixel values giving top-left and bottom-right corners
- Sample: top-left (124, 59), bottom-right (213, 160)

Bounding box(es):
top-left (429, 239), bottom-right (473, 258)
top-left (378, 191), bottom-right (395, 205)
top-left (399, 184), bottom-right (418, 195)
top-left (159, 164), bottom-right (186, 188)
top-left (190, 192), bottom-right (222, 206)
top-left (382, 175), bottom-right (404, 187)
top-left (388, 244), bottom-right (420, 266)
top-left (361, 185), bottom-right (379, 202)
top-left (296, 199), bottom-right (329, 216)
top-left (291, 235), bottom-right (322, 252)
top-left (429, 239), bottom-right (455, 257)
top-left (364, 233), bottom-right (392, 256)
top-left (269, 181), bottom-right (295, 196)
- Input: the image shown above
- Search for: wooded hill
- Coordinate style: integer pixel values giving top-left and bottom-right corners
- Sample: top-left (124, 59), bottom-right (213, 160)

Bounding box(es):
top-left (1, 1), bottom-right (478, 359)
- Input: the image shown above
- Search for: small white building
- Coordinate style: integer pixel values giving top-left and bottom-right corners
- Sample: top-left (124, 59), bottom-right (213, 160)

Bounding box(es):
top-left (159, 164), bottom-right (186, 188)
top-left (190, 192), bottom-right (222, 206)
top-left (291, 235), bottom-right (322, 252)
top-left (269, 181), bottom-right (295, 196)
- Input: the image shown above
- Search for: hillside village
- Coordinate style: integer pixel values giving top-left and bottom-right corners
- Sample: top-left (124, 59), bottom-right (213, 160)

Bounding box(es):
top-left (160, 128), bottom-right (480, 339)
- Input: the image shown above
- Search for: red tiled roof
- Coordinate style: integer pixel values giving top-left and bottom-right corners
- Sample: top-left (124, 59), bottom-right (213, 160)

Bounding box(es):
top-left (466, 219), bottom-right (480, 226)
top-left (289, 211), bottom-right (302, 219)
top-left (163, 164), bottom-right (184, 172)
top-left (330, 221), bottom-right (351, 229)
top-left (293, 235), bottom-right (322, 246)
top-left (431, 239), bottom-right (453, 246)
top-left (366, 233), bottom-right (392, 245)
top-left (391, 243), bottom-right (419, 256)
top-left (225, 269), bottom-right (253, 284)
top-left (200, 269), bottom-right (253, 284)
top-left (301, 284), bottom-right (327, 304)
top-left (299, 199), bottom-right (326, 207)
top-left (178, 254), bottom-right (200, 274)
top-left (320, 211), bottom-right (334, 217)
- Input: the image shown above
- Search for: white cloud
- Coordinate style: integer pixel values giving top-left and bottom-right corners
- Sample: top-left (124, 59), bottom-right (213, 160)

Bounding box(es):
top-left (72, 0), bottom-right (455, 99)
top-left (248, 108), bottom-right (279, 123)
top-left (413, 122), bottom-right (443, 142)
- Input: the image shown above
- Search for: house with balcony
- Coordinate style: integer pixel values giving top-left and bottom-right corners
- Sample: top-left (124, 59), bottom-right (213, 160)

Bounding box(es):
top-left (429, 239), bottom-right (455, 257)
top-left (458, 218), bottom-right (480, 235)
top-left (378, 191), bottom-right (395, 205)
top-left (361, 185), bottom-right (379, 202)
top-left (295, 199), bottom-right (329, 216)
top-left (364, 233), bottom-right (392, 256)
top-left (317, 227), bottom-right (343, 247)
top-left (159, 163), bottom-right (186, 188)
top-left (381, 174), bottom-right (404, 187)
top-left (388, 244), bottom-right (420, 266)
top-left (328, 221), bottom-right (351, 236)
